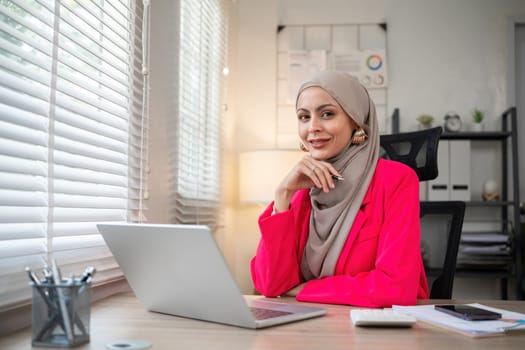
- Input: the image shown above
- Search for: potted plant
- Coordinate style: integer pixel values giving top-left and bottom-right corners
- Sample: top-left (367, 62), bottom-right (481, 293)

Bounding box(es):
top-left (416, 114), bottom-right (434, 129)
top-left (472, 108), bottom-right (484, 131)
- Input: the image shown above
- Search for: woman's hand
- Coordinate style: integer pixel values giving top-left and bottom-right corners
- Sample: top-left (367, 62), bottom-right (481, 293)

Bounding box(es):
top-left (273, 155), bottom-right (342, 213)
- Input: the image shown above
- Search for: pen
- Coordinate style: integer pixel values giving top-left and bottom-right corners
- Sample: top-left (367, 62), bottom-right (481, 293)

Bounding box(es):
top-left (51, 259), bottom-right (74, 342)
top-left (25, 266), bottom-right (41, 285)
top-left (78, 276), bottom-right (93, 295)
top-left (77, 267), bottom-right (95, 295)
top-left (332, 175), bottom-right (344, 182)
top-left (42, 265), bottom-right (53, 284)
top-left (500, 319), bottom-right (525, 333)
top-left (79, 266), bottom-right (96, 283)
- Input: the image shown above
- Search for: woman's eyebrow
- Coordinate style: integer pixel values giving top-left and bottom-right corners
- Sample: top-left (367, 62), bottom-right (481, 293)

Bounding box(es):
top-left (296, 103), bottom-right (337, 113)
top-left (315, 103), bottom-right (337, 112)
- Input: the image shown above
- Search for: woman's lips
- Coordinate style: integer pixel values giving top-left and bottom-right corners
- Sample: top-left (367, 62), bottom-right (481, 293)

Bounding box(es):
top-left (308, 138), bottom-right (330, 149)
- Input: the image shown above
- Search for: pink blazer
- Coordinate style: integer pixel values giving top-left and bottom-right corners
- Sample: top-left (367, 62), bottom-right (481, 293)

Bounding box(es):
top-left (250, 159), bottom-right (429, 307)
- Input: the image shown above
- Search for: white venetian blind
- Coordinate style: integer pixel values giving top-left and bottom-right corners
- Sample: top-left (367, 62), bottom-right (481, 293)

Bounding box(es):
top-left (172, 0), bottom-right (227, 226)
top-left (0, 0), bottom-right (148, 309)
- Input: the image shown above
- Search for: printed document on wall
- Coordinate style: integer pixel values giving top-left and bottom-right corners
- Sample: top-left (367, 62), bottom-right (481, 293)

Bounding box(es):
top-left (288, 50), bottom-right (327, 103)
top-left (330, 50), bottom-right (388, 89)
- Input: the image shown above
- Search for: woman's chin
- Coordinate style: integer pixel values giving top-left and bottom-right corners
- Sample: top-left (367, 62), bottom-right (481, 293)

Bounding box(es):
top-left (310, 149), bottom-right (333, 161)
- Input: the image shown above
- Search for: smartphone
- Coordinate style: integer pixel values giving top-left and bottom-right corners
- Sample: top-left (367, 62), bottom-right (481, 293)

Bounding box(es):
top-left (434, 304), bottom-right (502, 321)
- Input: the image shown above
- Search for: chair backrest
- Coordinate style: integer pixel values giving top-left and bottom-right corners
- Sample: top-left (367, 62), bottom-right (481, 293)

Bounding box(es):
top-left (379, 126), bottom-right (465, 299)
top-left (420, 201), bottom-right (465, 299)
top-left (379, 126), bottom-right (442, 181)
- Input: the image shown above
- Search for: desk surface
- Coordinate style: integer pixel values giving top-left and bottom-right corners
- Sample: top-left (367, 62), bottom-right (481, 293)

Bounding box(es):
top-left (1, 292), bottom-right (524, 350)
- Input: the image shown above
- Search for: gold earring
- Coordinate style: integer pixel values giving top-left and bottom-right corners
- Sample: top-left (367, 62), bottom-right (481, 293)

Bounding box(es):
top-left (351, 128), bottom-right (367, 145)
top-left (299, 142), bottom-right (309, 152)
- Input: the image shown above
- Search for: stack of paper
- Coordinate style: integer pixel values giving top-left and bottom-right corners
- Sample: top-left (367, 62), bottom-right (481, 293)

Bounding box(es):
top-left (392, 303), bottom-right (525, 338)
top-left (458, 231), bottom-right (512, 269)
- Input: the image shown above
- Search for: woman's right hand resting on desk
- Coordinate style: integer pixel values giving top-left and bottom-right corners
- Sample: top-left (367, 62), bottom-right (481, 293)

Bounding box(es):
top-left (273, 155), bottom-right (343, 214)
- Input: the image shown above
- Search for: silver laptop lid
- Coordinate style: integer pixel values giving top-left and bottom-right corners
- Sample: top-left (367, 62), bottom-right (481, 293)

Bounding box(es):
top-left (97, 223), bottom-right (257, 328)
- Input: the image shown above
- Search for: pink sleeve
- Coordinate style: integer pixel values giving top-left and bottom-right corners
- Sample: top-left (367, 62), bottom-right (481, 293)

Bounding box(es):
top-left (250, 195), bottom-right (309, 297)
top-left (296, 167), bottom-right (424, 307)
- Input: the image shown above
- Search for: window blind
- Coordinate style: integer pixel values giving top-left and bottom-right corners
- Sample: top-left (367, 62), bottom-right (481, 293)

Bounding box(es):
top-left (0, 0), bottom-right (148, 309)
top-left (172, 0), bottom-right (228, 227)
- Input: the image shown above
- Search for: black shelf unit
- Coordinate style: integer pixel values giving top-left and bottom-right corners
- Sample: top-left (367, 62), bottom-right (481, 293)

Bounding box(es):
top-left (393, 107), bottom-right (522, 299)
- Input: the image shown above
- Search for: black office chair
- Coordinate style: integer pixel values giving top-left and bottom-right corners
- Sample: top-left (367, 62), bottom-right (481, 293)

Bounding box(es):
top-left (379, 127), bottom-right (466, 299)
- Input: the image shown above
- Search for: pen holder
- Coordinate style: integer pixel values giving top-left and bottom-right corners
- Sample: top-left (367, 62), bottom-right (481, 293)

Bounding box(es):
top-left (31, 282), bottom-right (91, 348)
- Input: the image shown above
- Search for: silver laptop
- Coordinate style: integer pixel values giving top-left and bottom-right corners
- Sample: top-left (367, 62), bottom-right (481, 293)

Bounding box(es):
top-left (97, 223), bottom-right (326, 329)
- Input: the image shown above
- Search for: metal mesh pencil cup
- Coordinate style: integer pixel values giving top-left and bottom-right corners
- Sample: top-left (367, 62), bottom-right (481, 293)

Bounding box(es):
top-left (31, 281), bottom-right (91, 348)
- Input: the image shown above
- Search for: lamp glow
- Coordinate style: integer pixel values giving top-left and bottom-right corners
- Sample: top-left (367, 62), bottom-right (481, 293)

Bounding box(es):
top-left (239, 150), bottom-right (302, 204)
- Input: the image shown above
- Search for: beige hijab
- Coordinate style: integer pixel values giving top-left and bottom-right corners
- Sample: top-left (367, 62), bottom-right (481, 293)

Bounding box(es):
top-left (298, 71), bottom-right (379, 280)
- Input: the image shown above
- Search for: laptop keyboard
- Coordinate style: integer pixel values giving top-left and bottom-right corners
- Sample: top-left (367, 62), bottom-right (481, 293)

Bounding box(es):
top-left (250, 307), bottom-right (293, 320)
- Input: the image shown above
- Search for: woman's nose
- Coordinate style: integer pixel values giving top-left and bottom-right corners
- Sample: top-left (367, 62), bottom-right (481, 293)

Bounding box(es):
top-left (308, 116), bottom-right (322, 132)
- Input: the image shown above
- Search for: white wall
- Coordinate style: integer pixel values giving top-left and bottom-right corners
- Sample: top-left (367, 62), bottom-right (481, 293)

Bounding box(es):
top-left (148, 0), bottom-right (178, 224)
top-left (278, 0), bottom-right (386, 25)
top-left (387, 0), bottom-right (521, 132)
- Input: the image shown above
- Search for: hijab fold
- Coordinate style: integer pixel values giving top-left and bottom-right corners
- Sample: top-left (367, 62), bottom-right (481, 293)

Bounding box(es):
top-left (298, 71), bottom-right (379, 280)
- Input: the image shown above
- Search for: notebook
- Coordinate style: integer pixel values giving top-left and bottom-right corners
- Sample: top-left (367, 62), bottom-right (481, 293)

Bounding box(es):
top-left (97, 223), bottom-right (326, 329)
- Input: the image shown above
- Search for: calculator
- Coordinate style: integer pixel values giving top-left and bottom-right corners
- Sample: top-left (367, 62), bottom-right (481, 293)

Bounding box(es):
top-left (350, 309), bottom-right (417, 327)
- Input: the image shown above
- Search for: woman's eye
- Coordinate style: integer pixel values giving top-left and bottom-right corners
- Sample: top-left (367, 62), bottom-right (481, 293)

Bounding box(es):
top-left (298, 114), bottom-right (310, 121)
top-left (322, 111), bottom-right (334, 118)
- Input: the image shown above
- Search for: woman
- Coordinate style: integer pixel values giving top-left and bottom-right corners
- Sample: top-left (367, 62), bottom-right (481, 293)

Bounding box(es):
top-left (250, 71), bottom-right (429, 307)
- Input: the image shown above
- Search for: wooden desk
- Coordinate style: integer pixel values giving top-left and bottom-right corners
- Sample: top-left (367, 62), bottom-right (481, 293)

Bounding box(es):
top-left (1, 292), bottom-right (524, 350)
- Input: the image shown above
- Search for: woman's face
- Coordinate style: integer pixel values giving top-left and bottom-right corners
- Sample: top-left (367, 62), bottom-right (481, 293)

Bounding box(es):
top-left (296, 86), bottom-right (357, 160)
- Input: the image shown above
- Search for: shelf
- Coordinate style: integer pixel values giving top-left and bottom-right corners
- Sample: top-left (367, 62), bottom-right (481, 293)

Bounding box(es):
top-left (394, 107), bottom-right (522, 299)
top-left (426, 267), bottom-right (513, 279)
top-left (464, 201), bottom-right (516, 207)
top-left (455, 269), bottom-right (514, 278)
top-left (441, 131), bottom-right (511, 140)
top-left (461, 232), bottom-right (511, 241)
top-left (421, 200), bottom-right (515, 207)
